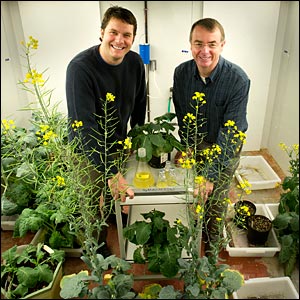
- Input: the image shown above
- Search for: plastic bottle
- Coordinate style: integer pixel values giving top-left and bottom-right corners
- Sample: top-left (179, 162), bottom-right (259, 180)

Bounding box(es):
top-left (156, 169), bottom-right (168, 188)
top-left (167, 167), bottom-right (177, 186)
top-left (164, 161), bottom-right (177, 186)
top-left (133, 148), bottom-right (155, 188)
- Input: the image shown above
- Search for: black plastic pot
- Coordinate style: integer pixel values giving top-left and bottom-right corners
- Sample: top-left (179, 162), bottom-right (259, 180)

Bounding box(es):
top-left (148, 154), bottom-right (168, 169)
top-left (233, 200), bottom-right (256, 229)
top-left (247, 214), bottom-right (272, 245)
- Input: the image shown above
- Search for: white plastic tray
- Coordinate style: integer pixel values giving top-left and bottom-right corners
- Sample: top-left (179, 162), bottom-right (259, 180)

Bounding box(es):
top-left (235, 155), bottom-right (281, 190)
top-left (224, 204), bottom-right (281, 257)
top-left (1, 215), bottom-right (19, 231)
top-left (233, 276), bottom-right (299, 299)
top-left (265, 203), bottom-right (279, 220)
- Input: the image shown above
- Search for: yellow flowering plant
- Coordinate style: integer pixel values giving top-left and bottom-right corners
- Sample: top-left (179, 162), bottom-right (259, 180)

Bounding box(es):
top-left (3, 36), bottom-right (137, 298)
top-left (152, 92), bottom-right (245, 298)
top-left (1, 36), bottom-right (88, 250)
top-left (229, 180), bottom-right (256, 229)
top-left (58, 91), bottom-right (137, 298)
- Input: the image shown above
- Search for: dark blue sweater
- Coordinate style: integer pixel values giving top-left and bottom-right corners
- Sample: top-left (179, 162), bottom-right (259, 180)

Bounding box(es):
top-left (66, 45), bottom-right (147, 174)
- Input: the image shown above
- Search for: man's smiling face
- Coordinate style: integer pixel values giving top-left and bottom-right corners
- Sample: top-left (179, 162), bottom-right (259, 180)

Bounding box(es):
top-left (100, 17), bottom-right (135, 65)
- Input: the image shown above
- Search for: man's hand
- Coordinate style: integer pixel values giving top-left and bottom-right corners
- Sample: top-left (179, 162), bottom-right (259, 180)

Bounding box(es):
top-left (108, 172), bottom-right (134, 202)
top-left (193, 177), bottom-right (214, 202)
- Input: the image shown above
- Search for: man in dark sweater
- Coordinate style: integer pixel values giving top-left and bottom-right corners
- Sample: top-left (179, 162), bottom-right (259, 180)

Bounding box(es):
top-left (66, 6), bottom-right (147, 257)
top-left (172, 18), bottom-right (250, 256)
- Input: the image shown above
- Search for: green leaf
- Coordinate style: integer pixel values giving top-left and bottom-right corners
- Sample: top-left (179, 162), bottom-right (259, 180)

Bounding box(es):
top-left (60, 271), bottom-right (90, 298)
top-left (17, 267), bottom-right (40, 289)
top-left (16, 162), bottom-right (35, 180)
top-left (221, 269), bottom-right (244, 291)
top-left (1, 157), bottom-right (17, 170)
top-left (1, 195), bottom-right (19, 215)
top-left (49, 230), bottom-right (65, 249)
top-left (136, 222), bottom-right (152, 245)
top-left (133, 247), bottom-right (146, 264)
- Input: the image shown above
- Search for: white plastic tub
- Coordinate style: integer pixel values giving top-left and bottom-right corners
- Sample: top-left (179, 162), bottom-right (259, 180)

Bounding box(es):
top-left (265, 203), bottom-right (279, 220)
top-left (233, 276), bottom-right (299, 299)
top-left (1, 214), bottom-right (19, 231)
top-left (225, 204), bottom-right (281, 257)
top-left (235, 156), bottom-right (281, 190)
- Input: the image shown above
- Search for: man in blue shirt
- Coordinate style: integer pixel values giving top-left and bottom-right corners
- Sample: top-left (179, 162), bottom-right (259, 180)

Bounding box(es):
top-left (172, 18), bottom-right (250, 256)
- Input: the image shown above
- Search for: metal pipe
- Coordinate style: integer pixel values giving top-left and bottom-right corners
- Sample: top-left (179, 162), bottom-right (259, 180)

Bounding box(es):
top-left (144, 1), bottom-right (150, 122)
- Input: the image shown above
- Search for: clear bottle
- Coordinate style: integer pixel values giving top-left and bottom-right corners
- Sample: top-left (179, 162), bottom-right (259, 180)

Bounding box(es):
top-left (164, 161), bottom-right (177, 186)
top-left (167, 167), bottom-right (177, 186)
top-left (133, 147), bottom-right (155, 188)
top-left (156, 169), bottom-right (168, 188)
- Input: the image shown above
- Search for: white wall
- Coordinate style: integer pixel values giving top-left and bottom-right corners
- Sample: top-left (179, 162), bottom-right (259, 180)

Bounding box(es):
top-left (203, 1), bottom-right (280, 152)
top-left (1, 1), bottom-right (32, 126)
top-left (264, 1), bottom-right (299, 174)
top-left (1, 1), bottom-right (299, 175)
top-left (18, 1), bottom-right (101, 114)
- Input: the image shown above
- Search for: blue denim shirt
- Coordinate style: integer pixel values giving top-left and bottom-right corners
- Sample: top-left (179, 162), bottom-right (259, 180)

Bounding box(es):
top-left (172, 56), bottom-right (250, 181)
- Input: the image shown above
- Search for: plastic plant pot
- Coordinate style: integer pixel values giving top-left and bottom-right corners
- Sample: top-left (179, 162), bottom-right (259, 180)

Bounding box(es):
top-left (247, 214), bottom-right (272, 245)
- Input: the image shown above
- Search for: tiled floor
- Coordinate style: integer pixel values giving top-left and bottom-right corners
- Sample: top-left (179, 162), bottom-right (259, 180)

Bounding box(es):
top-left (1, 149), bottom-right (299, 295)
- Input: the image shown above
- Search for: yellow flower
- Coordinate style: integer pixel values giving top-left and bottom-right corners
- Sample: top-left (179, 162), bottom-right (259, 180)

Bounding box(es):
top-left (72, 120), bottom-right (83, 131)
top-left (53, 175), bottom-right (65, 187)
top-left (183, 112), bottom-right (196, 123)
top-left (194, 176), bottom-right (206, 185)
top-left (21, 36), bottom-right (39, 50)
top-left (224, 120), bottom-right (235, 127)
top-left (279, 142), bottom-right (288, 151)
top-left (195, 204), bottom-right (204, 215)
top-left (1, 119), bottom-right (16, 131)
top-left (179, 158), bottom-right (195, 169)
top-left (106, 92), bottom-right (115, 102)
top-left (117, 137), bottom-right (132, 150)
top-left (192, 91), bottom-right (206, 104)
top-left (223, 197), bottom-right (232, 205)
top-left (23, 69), bottom-right (45, 86)
top-left (123, 137), bottom-right (132, 149)
top-left (104, 273), bottom-right (113, 281)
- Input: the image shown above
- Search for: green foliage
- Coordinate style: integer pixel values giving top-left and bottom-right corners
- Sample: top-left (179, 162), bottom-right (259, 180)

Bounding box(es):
top-left (136, 283), bottom-right (182, 299)
top-left (272, 143), bottom-right (299, 277)
top-left (2, 36), bottom-right (107, 254)
top-left (128, 112), bottom-right (183, 161)
top-left (1, 242), bottom-right (65, 299)
top-left (176, 256), bottom-right (244, 299)
top-left (60, 255), bottom-right (135, 299)
top-left (123, 209), bottom-right (188, 278)
top-left (12, 204), bottom-right (79, 250)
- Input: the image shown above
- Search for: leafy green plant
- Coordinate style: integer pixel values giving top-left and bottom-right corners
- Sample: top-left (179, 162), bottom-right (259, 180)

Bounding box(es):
top-left (157, 92), bottom-right (245, 297)
top-left (1, 242), bottom-right (65, 299)
top-left (13, 204), bottom-right (80, 250)
top-left (1, 39), bottom-right (69, 216)
top-left (272, 143), bottom-right (299, 276)
top-left (137, 283), bottom-right (182, 299)
top-left (2, 35), bottom-right (134, 299)
top-left (123, 209), bottom-right (188, 278)
top-left (2, 36), bottom-right (110, 253)
top-left (58, 93), bottom-right (136, 298)
top-left (127, 112), bottom-right (183, 162)
top-left (60, 255), bottom-right (135, 299)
